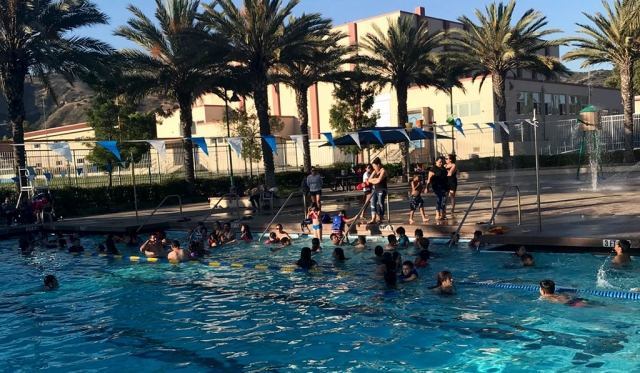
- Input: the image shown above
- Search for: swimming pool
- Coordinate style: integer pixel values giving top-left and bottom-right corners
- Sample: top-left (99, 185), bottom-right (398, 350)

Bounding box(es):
top-left (1, 232), bottom-right (639, 372)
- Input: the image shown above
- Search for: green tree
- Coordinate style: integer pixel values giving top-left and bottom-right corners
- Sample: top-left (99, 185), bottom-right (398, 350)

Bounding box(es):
top-left (329, 69), bottom-right (380, 155)
top-left (114, 0), bottom-right (230, 186)
top-left (226, 107), bottom-right (284, 164)
top-left (201, 0), bottom-right (330, 188)
top-left (0, 0), bottom-right (110, 176)
top-left (606, 63), bottom-right (640, 92)
top-left (85, 96), bottom-right (156, 187)
top-left (359, 16), bottom-right (445, 180)
top-left (448, 0), bottom-right (570, 165)
top-left (565, 0), bottom-right (640, 163)
top-left (271, 20), bottom-right (348, 173)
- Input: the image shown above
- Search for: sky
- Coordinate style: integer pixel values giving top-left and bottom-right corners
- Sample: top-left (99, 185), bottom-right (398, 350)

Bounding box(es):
top-left (86, 0), bottom-right (613, 71)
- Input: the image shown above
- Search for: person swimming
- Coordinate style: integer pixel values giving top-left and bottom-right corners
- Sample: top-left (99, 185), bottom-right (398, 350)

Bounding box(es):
top-left (539, 279), bottom-right (588, 307)
top-left (44, 275), bottom-right (59, 290)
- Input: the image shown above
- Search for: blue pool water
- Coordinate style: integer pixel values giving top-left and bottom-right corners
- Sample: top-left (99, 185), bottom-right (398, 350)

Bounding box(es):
top-left (1, 232), bottom-right (640, 372)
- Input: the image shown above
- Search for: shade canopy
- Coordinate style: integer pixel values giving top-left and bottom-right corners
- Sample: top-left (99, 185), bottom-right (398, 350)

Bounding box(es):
top-left (320, 126), bottom-right (451, 147)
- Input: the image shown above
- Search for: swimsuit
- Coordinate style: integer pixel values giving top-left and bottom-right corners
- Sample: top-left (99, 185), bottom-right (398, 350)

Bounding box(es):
top-left (410, 195), bottom-right (424, 211)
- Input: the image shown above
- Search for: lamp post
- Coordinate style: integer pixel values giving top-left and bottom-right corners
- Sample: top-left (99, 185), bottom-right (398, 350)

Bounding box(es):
top-left (224, 89), bottom-right (240, 187)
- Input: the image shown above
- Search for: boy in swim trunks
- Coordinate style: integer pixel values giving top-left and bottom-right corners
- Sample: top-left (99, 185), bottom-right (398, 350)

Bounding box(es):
top-left (408, 175), bottom-right (429, 224)
top-left (539, 279), bottom-right (588, 307)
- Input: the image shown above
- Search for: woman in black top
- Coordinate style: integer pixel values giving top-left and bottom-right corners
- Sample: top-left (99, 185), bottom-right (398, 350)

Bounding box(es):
top-left (367, 157), bottom-right (388, 224)
top-left (296, 247), bottom-right (316, 269)
top-left (425, 156), bottom-right (448, 220)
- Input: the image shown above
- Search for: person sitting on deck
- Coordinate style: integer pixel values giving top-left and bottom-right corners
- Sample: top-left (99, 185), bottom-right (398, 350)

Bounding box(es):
top-left (140, 233), bottom-right (165, 258)
top-left (612, 239), bottom-right (632, 265)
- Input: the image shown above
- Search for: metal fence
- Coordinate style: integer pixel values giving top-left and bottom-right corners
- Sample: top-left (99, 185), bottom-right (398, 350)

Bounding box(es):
top-left (0, 140), bottom-right (355, 188)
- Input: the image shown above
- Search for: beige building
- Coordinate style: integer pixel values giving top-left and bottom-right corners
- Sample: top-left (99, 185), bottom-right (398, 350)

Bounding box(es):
top-left (157, 6), bottom-right (622, 166)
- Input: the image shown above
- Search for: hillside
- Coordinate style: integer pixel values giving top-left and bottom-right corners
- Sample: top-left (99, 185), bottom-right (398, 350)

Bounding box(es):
top-left (559, 69), bottom-right (612, 87)
top-left (0, 75), bottom-right (169, 134)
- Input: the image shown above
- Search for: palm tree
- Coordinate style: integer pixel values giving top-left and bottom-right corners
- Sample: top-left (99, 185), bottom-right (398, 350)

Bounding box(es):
top-left (564, 0), bottom-right (640, 163)
top-left (448, 0), bottom-right (570, 165)
top-left (359, 16), bottom-right (445, 179)
top-left (0, 0), bottom-right (110, 176)
top-left (115, 0), bottom-right (230, 184)
top-left (201, 0), bottom-right (330, 188)
top-left (272, 25), bottom-right (349, 173)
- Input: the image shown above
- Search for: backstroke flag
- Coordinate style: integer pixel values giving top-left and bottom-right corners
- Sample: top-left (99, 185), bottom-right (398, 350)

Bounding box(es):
top-left (46, 142), bottom-right (72, 163)
top-left (498, 122), bottom-right (510, 135)
top-left (472, 123), bottom-right (483, 133)
top-left (189, 137), bottom-right (209, 156)
top-left (486, 122), bottom-right (499, 132)
top-left (396, 128), bottom-right (411, 142)
top-left (290, 135), bottom-right (306, 155)
top-left (414, 128), bottom-right (426, 139)
top-left (228, 137), bottom-right (243, 158)
top-left (146, 140), bottom-right (167, 162)
top-left (97, 141), bottom-right (121, 161)
top-left (263, 135), bottom-right (278, 155)
top-left (322, 132), bottom-right (335, 148)
top-left (348, 132), bottom-right (361, 148)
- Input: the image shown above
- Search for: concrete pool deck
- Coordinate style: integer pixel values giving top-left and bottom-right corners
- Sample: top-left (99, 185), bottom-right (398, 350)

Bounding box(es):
top-left (2, 164), bottom-right (640, 252)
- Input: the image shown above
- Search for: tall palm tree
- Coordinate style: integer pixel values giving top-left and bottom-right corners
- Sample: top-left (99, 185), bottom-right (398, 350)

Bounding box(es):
top-left (272, 25), bottom-right (349, 173)
top-left (359, 16), bottom-right (445, 179)
top-left (201, 0), bottom-right (329, 188)
top-left (564, 0), bottom-right (640, 163)
top-left (115, 0), bottom-right (230, 184)
top-left (0, 0), bottom-right (110, 175)
top-left (448, 0), bottom-right (569, 165)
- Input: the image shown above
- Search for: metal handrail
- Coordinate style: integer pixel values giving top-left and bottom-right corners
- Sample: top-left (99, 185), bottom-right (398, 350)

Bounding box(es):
top-left (483, 185), bottom-right (521, 233)
top-left (449, 185), bottom-right (494, 247)
top-left (344, 199), bottom-right (371, 243)
top-left (259, 191), bottom-right (303, 241)
top-left (136, 195), bottom-right (182, 233)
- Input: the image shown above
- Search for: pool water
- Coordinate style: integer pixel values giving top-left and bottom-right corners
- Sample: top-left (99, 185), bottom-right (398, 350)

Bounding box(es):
top-left (1, 232), bottom-right (640, 372)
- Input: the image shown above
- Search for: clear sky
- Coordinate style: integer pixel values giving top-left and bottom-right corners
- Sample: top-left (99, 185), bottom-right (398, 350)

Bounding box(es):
top-left (86, 0), bottom-right (612, 71)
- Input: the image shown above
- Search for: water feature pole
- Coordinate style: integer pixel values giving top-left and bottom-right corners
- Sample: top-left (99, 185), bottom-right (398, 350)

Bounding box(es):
top-left (531, 110), bottom-right (542, 231)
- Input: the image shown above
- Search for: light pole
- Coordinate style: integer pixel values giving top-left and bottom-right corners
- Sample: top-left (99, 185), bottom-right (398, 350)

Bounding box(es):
top-left (224, 89), bottom-right (240, 187)
top-left (526, 109), bottom-right (542, 231)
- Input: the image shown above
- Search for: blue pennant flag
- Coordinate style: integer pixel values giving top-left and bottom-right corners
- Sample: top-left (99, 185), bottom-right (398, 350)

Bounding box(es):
top-left (77, 168), bottom-right (83, 175)
top-left (91, 166), bottom-right (98, 173)
top-left (120, 161), bottom-right (127, 168)
top-left (455, 126), bottom-right (466, 137)
top-left (371, 130), bottom-right (384, 144)
top-left (455, 118), bottom-right (463, 127)
top-left (44, 173), bottom-right (52, 181)
top-left (60, 171), bottom-right (66, 178)
top-left (414, 128), bottom-right (427, 139)
top-left (189, 137), bottom-right (209, 156)
top-left (97, 141), bottom-right (121, 161)
top-left (322, 133), bottom-right (335, 148)
top-left (486, 122), bottom-right (499, 132)
top-left (263, 135), bottom-right (278, 155)
top-left (11, 177), bottom-right (18, 183)
top-left (105, 164), bottom-right (112, 172)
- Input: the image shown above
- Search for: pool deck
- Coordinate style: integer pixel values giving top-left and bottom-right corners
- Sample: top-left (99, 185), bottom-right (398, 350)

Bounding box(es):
top-left (2, 164), bottom-right (640, 253)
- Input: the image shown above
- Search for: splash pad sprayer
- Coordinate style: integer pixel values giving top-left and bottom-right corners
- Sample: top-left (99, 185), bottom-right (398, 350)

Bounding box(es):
top-left (576, 106), bottom-right (604, 182)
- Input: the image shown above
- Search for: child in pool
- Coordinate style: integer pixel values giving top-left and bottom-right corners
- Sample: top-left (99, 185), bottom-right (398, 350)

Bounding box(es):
top-left (539, 279), bottom-right (589, 307)
top-left (429, 271), bottom-right (455, 294)
top-left (398, 261), bottom-right (419, 282)
top-left (270, 237), bottom-right (291, 252)
top-left (416, 237), bottom-right (430, 251)
top-left (296, 247), bottom-right (316, 268)
top-left (469, 230), bottom-right (483, 249)
top-left (414, 250), bottom-right (430, 266)
top-left (240, 224), bottom-right (253, 242)
top-left (332, 247), bottom-right (348, 261)
top-left (372, 245), bottom-right (384, 261)
top-left (386, 234), bottom-right (398, 250)
top-left (265, 232), bottom-right (280, 244)
top-left (414, 229), bottom-right (424, 249)
top-left (395, 227), bottom-right (409, 248)
top-left (330, 233), bottom-right (341, 245)
top-left (311, 238), bottom-right (322, 252)
top-left (354, 235), bottom-right (368, 250)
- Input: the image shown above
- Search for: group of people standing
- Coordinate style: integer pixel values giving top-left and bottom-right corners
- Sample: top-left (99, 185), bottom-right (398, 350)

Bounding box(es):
top-left (410, 154), bottom-right (457, 223)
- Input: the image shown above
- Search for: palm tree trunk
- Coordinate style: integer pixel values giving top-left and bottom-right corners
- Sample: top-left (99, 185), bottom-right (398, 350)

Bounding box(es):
top-left (492, 72), bottom-right (511, 167)
top-left (1, 68), bottom-right (28, 178)
top-left (254, 77), bottom-right (276, 188)
top-left (396, 85), bottom-right (409, 182)
top-left (620, 61), bottom-right (636, 163)
top-left (295, 86), bottom-right (312, 173)
top-left (177, 92), bottom-right (195, 185)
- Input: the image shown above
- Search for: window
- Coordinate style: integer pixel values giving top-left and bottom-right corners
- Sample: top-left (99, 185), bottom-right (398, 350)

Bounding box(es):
top-left (516, 92), bottom-right (540, 115)
top-left (446, 101), bottom-right (481, 118)
top-left (56, 160), bottom-right (62, 166)
top-left (76, 158), bottom-right (84, 164)
top-left (470, 102), bottom-right (481, 116)
top-left (35, 162), bottom-right (42, 168)
top-left (196, 120), bottom-right (205, 124)
top-left (33, 144), bottom-right (40, 149)
top-left (568, 95), bottom-right (589, 115)
top-left (612, 109), bottom-right (620, 115)
top-left (544, 94), bottom-right (566, 116)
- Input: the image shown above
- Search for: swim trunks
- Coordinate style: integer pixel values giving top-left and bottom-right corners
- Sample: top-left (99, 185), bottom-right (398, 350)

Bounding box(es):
top-left (410, 195), bottom-right (424, 211)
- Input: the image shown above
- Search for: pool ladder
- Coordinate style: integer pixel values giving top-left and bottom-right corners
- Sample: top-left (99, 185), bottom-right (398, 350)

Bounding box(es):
top-left (136, 195), bottom-right (183, 233)
top-left (450, 185), bottom-right (521, 247)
